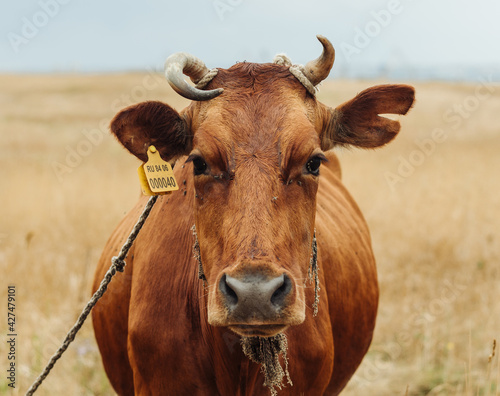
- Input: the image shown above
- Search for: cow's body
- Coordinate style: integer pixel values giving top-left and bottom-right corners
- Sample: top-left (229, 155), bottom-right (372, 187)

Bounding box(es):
top-left (92, 36), bottom-right (414, 395)
top-left (92, 152), bottom-right (377, 395)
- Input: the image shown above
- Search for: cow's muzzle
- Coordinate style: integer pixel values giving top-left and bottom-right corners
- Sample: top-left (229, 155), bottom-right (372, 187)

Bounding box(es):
top-left (219, 272), bottom-right (293, 324)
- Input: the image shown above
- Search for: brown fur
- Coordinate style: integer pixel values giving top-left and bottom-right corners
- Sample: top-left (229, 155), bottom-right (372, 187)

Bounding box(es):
top-left (92, 61), bottom-right (415, 395)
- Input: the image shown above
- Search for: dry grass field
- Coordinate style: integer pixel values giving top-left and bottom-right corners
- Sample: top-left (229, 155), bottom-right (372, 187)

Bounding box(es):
top-left (0, 72), bottom-right (499, 395)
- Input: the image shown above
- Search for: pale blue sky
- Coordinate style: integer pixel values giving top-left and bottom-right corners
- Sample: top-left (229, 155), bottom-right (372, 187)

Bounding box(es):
top-left (1, 0), bottom-right (499, 80)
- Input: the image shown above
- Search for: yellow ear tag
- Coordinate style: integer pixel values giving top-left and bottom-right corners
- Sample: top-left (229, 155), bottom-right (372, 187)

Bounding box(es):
top-left (137, 146), bottom-right (179, 196)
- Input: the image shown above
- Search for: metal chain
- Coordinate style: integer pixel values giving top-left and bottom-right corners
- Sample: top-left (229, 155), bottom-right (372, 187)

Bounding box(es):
top-left (25, 195), bottom-right (158, 396)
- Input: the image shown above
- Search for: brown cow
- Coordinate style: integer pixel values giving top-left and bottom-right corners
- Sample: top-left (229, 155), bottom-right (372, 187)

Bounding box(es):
top-left (92, 36), bottom-right (414, 395)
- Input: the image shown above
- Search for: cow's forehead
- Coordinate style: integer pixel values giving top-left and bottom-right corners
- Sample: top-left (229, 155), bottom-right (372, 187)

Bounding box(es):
top-left (190, 62), bottom-right (320, 164)
top-left (193, 102), bottom-right (319, 170)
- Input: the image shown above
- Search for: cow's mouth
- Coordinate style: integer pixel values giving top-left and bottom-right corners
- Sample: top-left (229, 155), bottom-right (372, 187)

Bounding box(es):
top-left (229, 324), bottom-right (287, 337)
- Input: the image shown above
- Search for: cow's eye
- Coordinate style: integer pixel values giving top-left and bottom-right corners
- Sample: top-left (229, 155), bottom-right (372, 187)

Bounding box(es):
top-left (305, 154), bottom-right (326, 176)
top-left (192, 157), bottom-right (208, 175)
top-left (187, 155), bottom-right (208, 176)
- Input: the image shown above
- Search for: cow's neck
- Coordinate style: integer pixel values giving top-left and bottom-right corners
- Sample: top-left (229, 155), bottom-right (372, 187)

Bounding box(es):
top-left (237, 358), bottom-right (251, 396)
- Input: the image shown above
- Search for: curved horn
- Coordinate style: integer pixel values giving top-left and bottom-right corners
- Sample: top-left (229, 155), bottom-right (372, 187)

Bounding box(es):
top-left (164, 52), bottom-right (223, 101)
top-left (303, 35), bottom-right (335, 86)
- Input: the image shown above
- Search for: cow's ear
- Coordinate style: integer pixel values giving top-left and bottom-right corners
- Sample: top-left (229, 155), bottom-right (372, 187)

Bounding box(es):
top-left (320, 84), bottom-right (415, 150)
top-left (110, 101), bottom-right (191, 163)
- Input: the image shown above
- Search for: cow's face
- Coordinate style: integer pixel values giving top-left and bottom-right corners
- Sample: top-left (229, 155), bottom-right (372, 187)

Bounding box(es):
top-left (187, 65), bottom-right (324, 335)
top-left (110, 37), bottom-right (414, 337)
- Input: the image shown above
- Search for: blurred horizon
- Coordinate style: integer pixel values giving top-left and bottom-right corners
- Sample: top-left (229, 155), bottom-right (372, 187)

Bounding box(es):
top-left (2, 0), bottom-right (500, 82)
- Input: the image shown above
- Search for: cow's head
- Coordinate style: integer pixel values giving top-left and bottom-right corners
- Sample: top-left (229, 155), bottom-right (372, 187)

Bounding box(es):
top-left (110, 36), bottom-right (414, 338)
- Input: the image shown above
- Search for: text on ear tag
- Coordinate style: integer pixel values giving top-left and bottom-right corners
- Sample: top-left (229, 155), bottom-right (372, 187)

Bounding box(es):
top-left (138, 146), bottom-right (179, 196)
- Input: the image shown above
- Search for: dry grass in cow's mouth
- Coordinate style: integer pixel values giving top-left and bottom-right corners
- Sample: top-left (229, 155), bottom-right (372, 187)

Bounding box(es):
top-left (241, 333), bottom-right (292, 396)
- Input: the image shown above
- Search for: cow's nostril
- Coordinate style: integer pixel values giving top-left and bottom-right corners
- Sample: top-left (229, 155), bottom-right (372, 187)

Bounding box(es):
top-left (219, 274), bottom-right (238, 307)
top-left (271, 274), bottom-right (292, 307)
